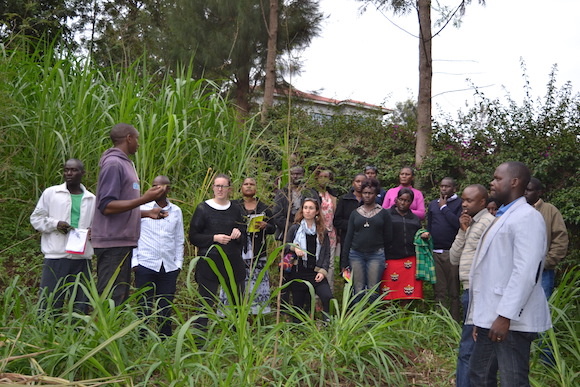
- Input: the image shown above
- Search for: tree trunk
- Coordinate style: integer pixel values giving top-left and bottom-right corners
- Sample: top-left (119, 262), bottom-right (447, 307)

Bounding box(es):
top-left (261, 0), bottom-right (279, 124)
top-left (235, 71), bottom-right (251, 121)
top-left (416, 0), bottom-right (432, 169)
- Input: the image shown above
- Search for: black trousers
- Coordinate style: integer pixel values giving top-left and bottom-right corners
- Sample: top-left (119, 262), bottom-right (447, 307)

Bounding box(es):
top-left (195, 272), bottom-right (244, 329)
top-left (134, 264), bottom-right (180, 336)
top-left (95, 246), bottom-right (133, 306)
top-left (288, 269), bottom-right (333, 315)
top-left (39, 258), bottom-right (91, 313)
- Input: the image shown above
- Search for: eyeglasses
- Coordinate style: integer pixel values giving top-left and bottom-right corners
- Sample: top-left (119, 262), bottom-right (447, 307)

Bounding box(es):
top-left (214, 185), bottom-right (230, 190)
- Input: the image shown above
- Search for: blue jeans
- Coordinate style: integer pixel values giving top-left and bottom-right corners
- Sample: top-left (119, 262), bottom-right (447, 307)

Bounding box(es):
top-left (470, 327), bottom-right (537, 387)
top-left (539, 269), bottom-right (555, 366)
top-left (349, 248), bottom-right (385, 303)
top-left (457, 289), bottom-right (474, 387)
top-left (39, 258), bottom-right (92, 313)
top-left (541, 269), bottom-right (555, 299)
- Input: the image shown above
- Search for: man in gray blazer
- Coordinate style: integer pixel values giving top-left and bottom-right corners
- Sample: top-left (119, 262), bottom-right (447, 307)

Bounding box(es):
top-left (467, 161), bottom-right (551, 386)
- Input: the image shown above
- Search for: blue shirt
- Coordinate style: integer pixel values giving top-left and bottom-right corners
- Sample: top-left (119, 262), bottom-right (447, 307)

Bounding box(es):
top-left (496, 198), bottom-right (519, 217)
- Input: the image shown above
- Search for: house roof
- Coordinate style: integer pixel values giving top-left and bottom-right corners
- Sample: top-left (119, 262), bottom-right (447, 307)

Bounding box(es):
top-left (274, 87), bottom-right (392, 115)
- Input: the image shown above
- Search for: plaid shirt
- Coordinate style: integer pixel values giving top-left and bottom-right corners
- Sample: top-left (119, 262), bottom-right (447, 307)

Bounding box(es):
top-left (414, 228), bottom-right (436, 284)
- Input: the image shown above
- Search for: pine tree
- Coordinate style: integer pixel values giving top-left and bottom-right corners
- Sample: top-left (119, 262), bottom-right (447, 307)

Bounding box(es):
top-left (166, 0), bottom-right (322, 117)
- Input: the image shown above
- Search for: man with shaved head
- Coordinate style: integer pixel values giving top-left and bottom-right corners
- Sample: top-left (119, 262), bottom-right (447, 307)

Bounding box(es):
top-left (467, 162), bottom-right (551, 386)
top-left (92, 123), bottom-right (166, 306)
top-left (449, 184), bottom-right (495, 387)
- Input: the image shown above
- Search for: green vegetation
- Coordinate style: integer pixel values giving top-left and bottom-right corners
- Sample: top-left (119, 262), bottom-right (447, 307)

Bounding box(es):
top-left (2, 248), bottom-right (578, 386)
top-left (1, 42), bottom-right (578, 385)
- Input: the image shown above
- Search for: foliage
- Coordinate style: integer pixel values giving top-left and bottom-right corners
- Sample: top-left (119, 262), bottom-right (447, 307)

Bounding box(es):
top-left (263, 104), bottom-right (416, 195)
top-left (529, 267), bottom-right (580, 386)
top-left (77, 0), bottom-right (323, 116)
top-left (427, 65), bottom-right (579, 195)
top-left (167, 0), bottom-right (323, 115)
top-left (1, 250), bottom-right (578, 386)
top-left (0, 0), bottom-right (84, 49)
top-left (0, 43), bottom-right (264, 209)
top-left (83, 0), bottom-right (168, 69)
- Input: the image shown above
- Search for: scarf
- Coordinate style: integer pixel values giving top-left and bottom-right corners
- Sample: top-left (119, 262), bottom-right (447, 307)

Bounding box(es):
top-left (293, 219), bottom-right (321, 262)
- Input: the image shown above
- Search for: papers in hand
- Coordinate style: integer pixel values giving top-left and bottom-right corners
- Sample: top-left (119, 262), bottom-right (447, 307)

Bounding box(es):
top-left (247, 213), bottom-right (265, 233)
top-left (65, 228), bottom-right (89, 254)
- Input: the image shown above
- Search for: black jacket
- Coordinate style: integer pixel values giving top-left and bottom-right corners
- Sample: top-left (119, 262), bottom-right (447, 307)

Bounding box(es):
top-left (272, 184), bottom-right (319, 240)
top-left (333, 189), bottom-right (362, 243)
top-left (236, 198), bottom-right (275, 259)
top-left (386, 205), bottom-right (422, 260)
top-left (284, 223), bottom-right (331, 277)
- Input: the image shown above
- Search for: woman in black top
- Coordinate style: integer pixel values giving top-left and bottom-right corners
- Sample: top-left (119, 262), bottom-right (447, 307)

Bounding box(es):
top-left (383, 188), bottom-right (429, 300)
top-left (219, 177), bottom-right (275, 314)
top-left (341, 178), bottom-right (392, 303)
top-left (189, 173), bottom-right (244, 327)
top-left (285, 198), bottom-right (333, 318)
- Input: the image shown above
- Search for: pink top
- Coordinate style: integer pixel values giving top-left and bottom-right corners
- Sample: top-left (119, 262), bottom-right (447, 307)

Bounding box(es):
top-left (382, 185), bottom-right (426, 220)
top-left (319, 191), bottom-right (337, 249)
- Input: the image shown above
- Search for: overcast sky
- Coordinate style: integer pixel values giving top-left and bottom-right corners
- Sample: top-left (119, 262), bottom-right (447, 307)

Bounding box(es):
top-left (291, 0), bottom-right (580, 117)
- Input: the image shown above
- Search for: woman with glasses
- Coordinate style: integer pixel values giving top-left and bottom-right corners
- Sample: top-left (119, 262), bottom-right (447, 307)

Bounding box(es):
top-left (285, 197), bottom-right (333, 319)
top-left (189, 173), bottom-right (245, 328)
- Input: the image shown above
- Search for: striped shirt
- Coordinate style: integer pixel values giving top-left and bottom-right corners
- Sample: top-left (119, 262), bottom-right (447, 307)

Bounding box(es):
top-left (132, 200), bottom-right (185, 272)
top-left (449, 209), bottom-right (495, 289)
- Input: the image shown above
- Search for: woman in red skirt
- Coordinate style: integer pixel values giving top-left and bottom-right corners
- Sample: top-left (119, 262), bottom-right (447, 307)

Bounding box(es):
top-left (382, 188), bottom-right (430, 300)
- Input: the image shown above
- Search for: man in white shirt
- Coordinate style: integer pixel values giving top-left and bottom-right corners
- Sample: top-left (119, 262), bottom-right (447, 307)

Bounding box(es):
top-left (132, 176), bottom-right (184, 337)
top-left (30, 159), bottom-right (96, 313)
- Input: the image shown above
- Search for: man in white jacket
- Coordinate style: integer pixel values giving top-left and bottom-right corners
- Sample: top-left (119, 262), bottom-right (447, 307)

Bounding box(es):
top-left (467, 162), bottom-right (551, 386)
top-left (30, 159), bottom-right (96, 313)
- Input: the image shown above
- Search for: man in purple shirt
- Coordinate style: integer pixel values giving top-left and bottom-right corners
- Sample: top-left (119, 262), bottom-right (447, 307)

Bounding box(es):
top-left (92, 123), bottom-right (165, 306)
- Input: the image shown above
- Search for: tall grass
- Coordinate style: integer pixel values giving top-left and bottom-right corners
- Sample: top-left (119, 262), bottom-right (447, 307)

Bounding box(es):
top-left (530, 267), bottom-right (580, 386)
top-left (0, 44), bottom-right (265, 218)
top-left (0, 248), bottom-right (443, 385)
top-left (3, 250), bottom-right (576, 386)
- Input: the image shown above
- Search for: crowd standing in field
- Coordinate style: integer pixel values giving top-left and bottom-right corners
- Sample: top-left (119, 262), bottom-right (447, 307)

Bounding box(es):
top-left (31, 123), bottom-right (566, 386)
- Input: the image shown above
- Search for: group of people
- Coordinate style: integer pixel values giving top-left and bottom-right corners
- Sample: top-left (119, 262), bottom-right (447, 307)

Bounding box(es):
top-left (31, 122), bottom-right (569, 386)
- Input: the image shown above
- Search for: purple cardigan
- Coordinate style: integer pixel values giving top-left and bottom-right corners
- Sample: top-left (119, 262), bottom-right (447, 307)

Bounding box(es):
top-left (381, 185), bottom-right (426, 220)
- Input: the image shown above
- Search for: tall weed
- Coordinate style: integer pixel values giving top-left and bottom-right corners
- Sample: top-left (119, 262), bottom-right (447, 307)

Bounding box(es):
top-left (1, 44), bottom-right (264, 219)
